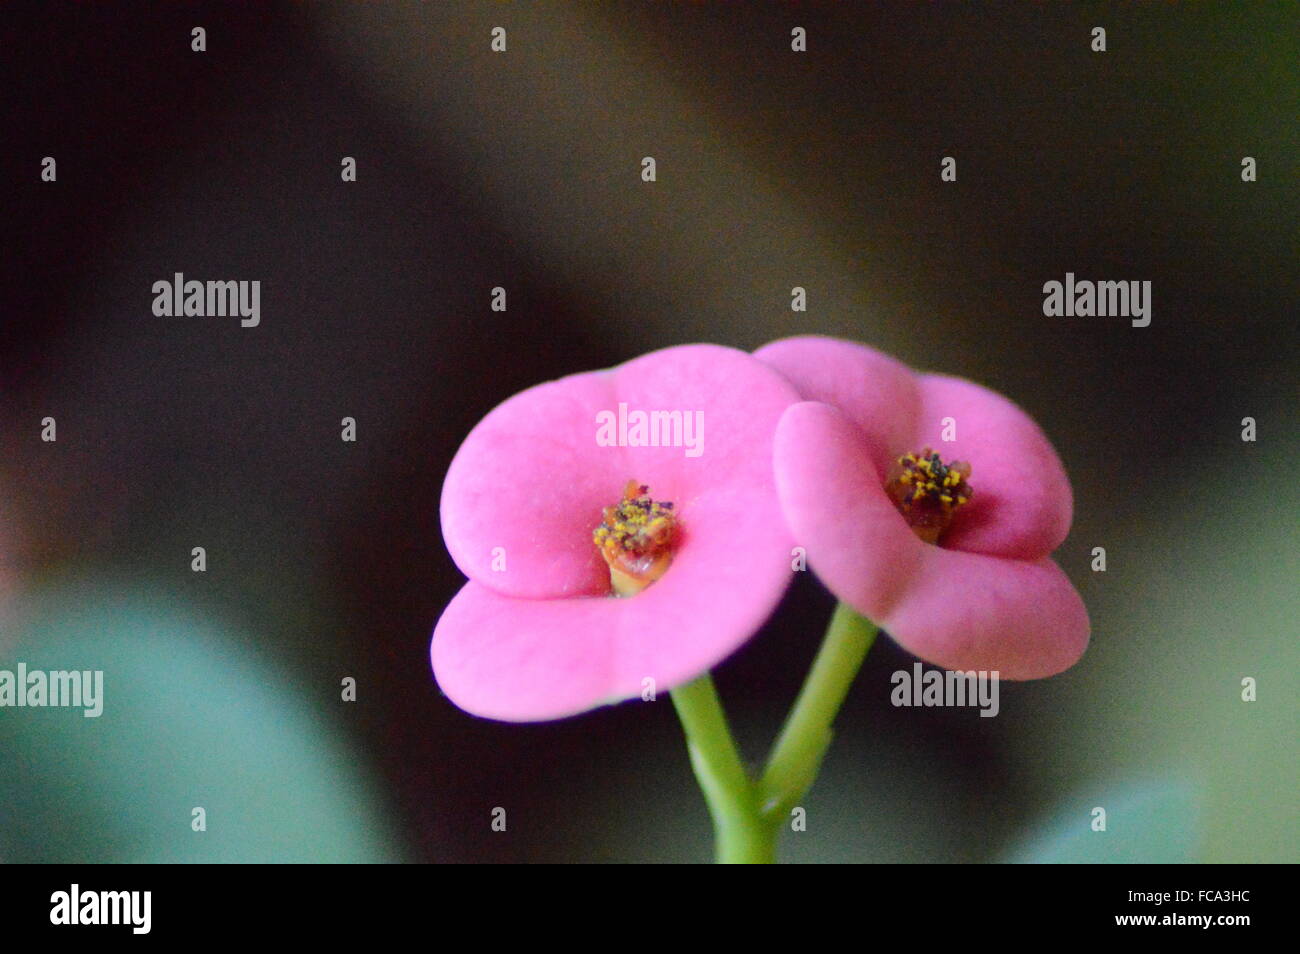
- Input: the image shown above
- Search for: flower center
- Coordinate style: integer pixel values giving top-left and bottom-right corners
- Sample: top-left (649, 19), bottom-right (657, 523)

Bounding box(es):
top-left (593, 480), bottom-right (679, 597)
top-left (886, 449), bottom-right (973, 544)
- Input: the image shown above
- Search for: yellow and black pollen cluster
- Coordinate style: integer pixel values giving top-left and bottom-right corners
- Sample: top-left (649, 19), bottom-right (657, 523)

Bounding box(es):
top-left (593, 480), bottom-right (678, 596)
top-left (886, 449), bottom-right (973, 544)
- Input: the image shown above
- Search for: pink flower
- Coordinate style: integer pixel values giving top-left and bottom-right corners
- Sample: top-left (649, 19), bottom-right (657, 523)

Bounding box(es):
top-left (432, 344), bottom-right (802, 721)
top-left (755, 335), bottom-right (1089, 679)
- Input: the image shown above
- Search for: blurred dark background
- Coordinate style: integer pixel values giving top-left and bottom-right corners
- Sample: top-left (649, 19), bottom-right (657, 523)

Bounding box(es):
top-left (1, 2), bottom-right (1295, 862)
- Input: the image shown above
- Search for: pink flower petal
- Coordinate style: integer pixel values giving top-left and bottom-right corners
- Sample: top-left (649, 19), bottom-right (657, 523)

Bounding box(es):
top-left (755, 335), bottom-right (921, 478)
top-left (912, 374), bottom-right (1073, 559)
top-left (441, 344), bottom-right (800, 599)
top-left (774, 400), bottom-right (1089, 679)
top-left (434, 478), bottom-right (796, 719)
top-left (440, 371), bottom-right (618, 599)
top-left (882, 551), bottom-right (1090, 680)
top-left (758, 336), bottom-right (1071, 561)
top-left (773, 400), bottom-right (922, 619)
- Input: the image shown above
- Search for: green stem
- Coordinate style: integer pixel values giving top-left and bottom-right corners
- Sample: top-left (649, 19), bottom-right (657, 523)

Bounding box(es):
top-left (670, 674), bottom-right (775, 863)
top-left (757, 602), bottom-right (878, 823)
top-left (670, 603), bottom-right (878, 863)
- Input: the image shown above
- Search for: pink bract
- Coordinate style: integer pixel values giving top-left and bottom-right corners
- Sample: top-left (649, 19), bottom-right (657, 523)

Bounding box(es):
top-left (433, 344), bottom-right (802, 721)
top-left (755, 335), bottom-right (1089, 679)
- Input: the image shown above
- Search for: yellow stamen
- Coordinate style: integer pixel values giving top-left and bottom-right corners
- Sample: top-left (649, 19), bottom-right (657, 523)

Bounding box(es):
top-left (593, 480), bottom-right (679, 596)
top-left (885, 448), bottom-right (973, 544)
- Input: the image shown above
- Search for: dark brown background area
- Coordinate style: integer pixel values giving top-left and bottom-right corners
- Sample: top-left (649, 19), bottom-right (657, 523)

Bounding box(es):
top-left (1, 2), bottom-right (1295, 862)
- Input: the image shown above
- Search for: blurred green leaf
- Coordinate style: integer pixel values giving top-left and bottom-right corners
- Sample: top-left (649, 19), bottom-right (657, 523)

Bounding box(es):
top-left (1001, 778), bottom-right (1201, 864)
top-left (0, 580), bottom-right (404, 862)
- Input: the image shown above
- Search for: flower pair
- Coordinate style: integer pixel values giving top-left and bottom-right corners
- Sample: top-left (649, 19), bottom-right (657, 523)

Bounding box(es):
top-left (433, 337), bottom-right (1089, 721)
